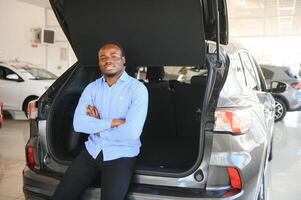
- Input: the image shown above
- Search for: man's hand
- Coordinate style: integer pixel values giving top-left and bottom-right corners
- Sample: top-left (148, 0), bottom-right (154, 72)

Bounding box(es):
top-left (94, 119), bottom-right (125, 136)
top-left (86, 105), bottom-right (100, 119)
top-left (86, 105), bottom-right (101, 136)
top-left (86, 105), bottom-right (125, 135)
top-left (111, 119), bottom-right (125, 128)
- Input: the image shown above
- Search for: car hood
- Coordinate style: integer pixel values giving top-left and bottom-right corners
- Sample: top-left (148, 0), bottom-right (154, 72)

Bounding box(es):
top-left (50, 0), bottom-right (228, 67)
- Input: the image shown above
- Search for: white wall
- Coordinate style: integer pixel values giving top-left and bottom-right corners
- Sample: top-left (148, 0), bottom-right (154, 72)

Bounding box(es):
top-left (232, 36), bottom-right (301, 72)
top-left (0, 0), bottom-right (77, 76)
top-left (45, 8), bottom-right (77, 76)
top-left (0, 0), bottom-right (46, 67)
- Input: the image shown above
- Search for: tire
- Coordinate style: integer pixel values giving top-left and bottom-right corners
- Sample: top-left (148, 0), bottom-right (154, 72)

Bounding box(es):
top-left (274, 97), bottom-right (287, 122)
top-left (23, 96), bottom-right (38, 118)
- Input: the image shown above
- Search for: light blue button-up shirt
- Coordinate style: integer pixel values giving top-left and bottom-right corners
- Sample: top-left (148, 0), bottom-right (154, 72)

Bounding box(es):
top-left (73, 71), bottom-right (148, 161)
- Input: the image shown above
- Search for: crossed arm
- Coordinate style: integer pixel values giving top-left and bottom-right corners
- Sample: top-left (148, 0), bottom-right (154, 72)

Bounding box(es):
top-left (73, 82), bottom-right (148, 140)
top-left (86, 105), bottom-right (124, 136)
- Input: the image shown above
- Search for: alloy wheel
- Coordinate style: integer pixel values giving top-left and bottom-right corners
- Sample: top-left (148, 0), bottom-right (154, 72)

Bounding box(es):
top-left (274, 100), bottom-right (284, 121)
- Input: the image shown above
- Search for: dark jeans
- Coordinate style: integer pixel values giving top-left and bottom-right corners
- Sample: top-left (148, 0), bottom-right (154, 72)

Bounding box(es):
top-left (51, 147), bottom-right (136, 200)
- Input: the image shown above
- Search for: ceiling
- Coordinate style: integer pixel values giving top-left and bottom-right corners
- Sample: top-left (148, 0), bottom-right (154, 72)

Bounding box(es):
top-left (18, 0), bottom-right (50, 8)
top-left (228, 0), bottom-right (301, 37)
top-left (19, 0), bottom-right (301, 37)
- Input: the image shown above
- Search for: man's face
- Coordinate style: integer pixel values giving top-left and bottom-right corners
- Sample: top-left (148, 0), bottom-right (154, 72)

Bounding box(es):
top-left (98, 44), bottom-right (125, 77)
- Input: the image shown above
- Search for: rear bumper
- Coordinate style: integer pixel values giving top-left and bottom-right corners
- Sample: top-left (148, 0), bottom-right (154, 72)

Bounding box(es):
top-left (23, 167), bottom-right (242, 200)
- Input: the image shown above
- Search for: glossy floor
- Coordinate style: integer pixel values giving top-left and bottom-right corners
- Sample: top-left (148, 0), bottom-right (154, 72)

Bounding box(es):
top-left (0, 112), bottom-right (301, 199)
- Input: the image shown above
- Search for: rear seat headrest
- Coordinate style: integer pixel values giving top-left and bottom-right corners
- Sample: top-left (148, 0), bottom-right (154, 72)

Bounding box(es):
top-left (146, 66), bottom-right (165, 82)
top-left (126, 66), bottom-right (138, 78)
top-left (191, 75), bottom-right (207, 85)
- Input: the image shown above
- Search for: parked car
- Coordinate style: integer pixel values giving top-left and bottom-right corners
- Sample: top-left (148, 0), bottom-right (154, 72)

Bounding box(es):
top-left (23, 0), bottom-right (285, 200)
top-left (0, 62), bottom-right (57, 117)
top-left (0, 101), bottom-right (3, 127)
top-left (260, 64), bottom-right (301, 121)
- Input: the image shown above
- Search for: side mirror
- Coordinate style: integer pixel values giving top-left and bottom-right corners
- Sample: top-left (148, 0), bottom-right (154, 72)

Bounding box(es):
top-left (270, 81), bottom-right (287, 93)
top-left (6, 74), bottom-right (19, 81)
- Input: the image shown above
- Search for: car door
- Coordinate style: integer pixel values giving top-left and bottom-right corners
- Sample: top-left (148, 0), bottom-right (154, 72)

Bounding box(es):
top-left (238, 51), bottom-right (274, 138)
top-left (0, 66), bottom-right (22, 110)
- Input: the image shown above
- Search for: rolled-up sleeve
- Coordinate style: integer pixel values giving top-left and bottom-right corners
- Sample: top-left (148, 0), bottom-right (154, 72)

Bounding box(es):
top-left (73, 83), bottom-right (112, 134)
top-left (101, 83), bottom-right (148, 141)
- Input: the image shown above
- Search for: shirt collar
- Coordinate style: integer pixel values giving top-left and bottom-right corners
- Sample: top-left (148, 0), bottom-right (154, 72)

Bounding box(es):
top-left (100, 70), bottom-right (129, 83)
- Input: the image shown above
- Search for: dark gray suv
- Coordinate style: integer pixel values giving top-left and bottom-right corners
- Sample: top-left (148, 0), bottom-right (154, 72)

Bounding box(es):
top-left (260, 64), bottom-right (301, 122)
top-left (23, 0), bottom-right (285, 199)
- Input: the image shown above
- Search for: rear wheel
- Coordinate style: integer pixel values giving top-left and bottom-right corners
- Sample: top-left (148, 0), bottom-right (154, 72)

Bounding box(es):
top-left (274, 98), bottom-right (287, 122)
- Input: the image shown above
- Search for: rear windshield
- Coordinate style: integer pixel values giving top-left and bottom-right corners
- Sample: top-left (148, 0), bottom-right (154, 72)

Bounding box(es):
top-left (132, 66), bottom-right (207, 83)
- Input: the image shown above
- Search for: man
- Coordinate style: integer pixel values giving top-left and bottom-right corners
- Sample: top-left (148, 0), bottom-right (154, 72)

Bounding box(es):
top-left (52, 43), bottom-right (148, 200)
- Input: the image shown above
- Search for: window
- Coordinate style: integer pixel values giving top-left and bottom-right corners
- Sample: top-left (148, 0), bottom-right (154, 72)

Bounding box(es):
top-left (136, 66), bottom-right (207, 83)
top-left (233, 56), bottom-right (248, 87)
top-left (239, 52), bottom-right (261, 90)
top-left (0, 67), bottom-right (5, 79)
top-left (261, 68), bottom-right (274, 79)
top-left (284, 69), bottom-right (300, 79)
top-left (0, 66), bottom-right (20, 81)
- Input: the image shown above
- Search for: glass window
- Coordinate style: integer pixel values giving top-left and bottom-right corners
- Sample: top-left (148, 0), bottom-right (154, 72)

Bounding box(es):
top-left (0, 66), bottom-right (21, 81)
top-left (261, 68), bottom-right (274, 79)
top-left (0, 67), bottom-right (5, 79)
top-left (136, 66), bottom-right (207, 83)
top-left (4, 68), bottom-right (16, 77)
top-left (18, 68), bottom-right (57, 80)
top-left (233, 56), bottom-right (248, 87)
top-left (285, 69), bottom-right (300, 79)
top-left (239, 52), bottom-right (261, 90)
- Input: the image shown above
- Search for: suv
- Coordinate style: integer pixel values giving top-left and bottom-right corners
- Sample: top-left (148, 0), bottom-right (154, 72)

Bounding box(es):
top-left (0, 62), bottom-right (57, 116)
top-left (260, 64), bottom-right (301, 121)
top-left (23, 0), bottom-right (285, 199)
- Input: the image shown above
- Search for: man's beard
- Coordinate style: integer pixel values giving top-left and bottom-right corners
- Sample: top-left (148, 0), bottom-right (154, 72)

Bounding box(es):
top-left (104, 72), bottom-right (118, 77)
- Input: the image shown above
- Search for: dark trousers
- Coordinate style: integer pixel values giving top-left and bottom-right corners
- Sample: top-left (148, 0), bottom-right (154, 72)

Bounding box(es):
top-left (51, 147), bottom-right (136, 200)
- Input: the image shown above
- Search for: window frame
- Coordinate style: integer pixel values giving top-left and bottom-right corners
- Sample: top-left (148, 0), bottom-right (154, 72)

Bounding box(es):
top-left (238, 50), bottom-right (262, 91)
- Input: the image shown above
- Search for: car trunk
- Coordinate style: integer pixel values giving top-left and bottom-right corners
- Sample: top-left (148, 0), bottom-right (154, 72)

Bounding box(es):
top-left (43, 0), bottom-right (228, 180)
top-left (47, 65), bottom-right (207, 173)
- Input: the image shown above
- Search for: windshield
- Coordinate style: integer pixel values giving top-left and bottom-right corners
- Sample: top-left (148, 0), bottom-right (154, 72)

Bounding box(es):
top-left (285, 69), bottom-right (300, 79)
top-left (20, 68), bottom-right (57, 80)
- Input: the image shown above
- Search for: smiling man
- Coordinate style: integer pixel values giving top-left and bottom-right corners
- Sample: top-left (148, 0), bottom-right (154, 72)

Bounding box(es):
top-left (52, 43), bottom-right (148, 200)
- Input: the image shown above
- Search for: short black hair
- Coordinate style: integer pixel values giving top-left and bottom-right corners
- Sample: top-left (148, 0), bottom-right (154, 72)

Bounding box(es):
top-left (99, 42), bottom-right (125, 57)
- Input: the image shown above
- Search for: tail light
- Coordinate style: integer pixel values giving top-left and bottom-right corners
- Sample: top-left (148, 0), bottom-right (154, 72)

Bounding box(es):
top-left (222, 167), bottom-right (242, 197)
top-left (227, 167), bottom-right (242, 189)
top-left (27, 100), bottom-right (38, 119)
top-left (290, 82), bottom-right (301, 89)
top-left (26, 146), bottom-right (36, 169)
top-left (214, 108), bottom-right (251, 135)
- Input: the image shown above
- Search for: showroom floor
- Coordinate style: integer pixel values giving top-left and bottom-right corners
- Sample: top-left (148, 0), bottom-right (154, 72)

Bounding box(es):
top-left (0, 112), bottom-right (300, 199)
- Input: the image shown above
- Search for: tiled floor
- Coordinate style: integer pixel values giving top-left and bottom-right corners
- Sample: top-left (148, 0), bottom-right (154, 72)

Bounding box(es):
top-left (268, 111), bottom-right (301, 199)
top-left (0, 112), bottom-right (301, 199)
top-left (0, 119), bottom-right (28, 200)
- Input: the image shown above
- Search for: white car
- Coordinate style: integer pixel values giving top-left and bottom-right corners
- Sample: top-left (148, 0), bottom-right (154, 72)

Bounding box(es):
top-left (0, 62), bottom-right (57, 116)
